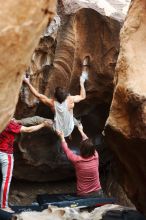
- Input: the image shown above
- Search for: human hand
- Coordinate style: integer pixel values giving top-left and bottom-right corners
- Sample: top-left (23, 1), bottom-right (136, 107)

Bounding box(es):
top-left (82, 56), bottom-right (90, 66)
top-left (80, 71), bottom-right (88, 85)
top-left (23, 75), bottom-right (30, 84)
top-left (43, 120), bottom-right (53, 127)
top-left (56, 130), bottom-right (65, 140)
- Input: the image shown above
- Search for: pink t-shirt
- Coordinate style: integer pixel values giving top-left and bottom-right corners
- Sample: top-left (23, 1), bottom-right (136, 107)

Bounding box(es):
top-left (61, 141), bottom-right (101, 196)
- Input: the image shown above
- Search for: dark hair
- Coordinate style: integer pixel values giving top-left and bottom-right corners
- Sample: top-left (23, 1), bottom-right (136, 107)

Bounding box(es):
top-left (54, 87), bottom-right (68, 103)
top-left (80, 139), bottom-right (96, 158)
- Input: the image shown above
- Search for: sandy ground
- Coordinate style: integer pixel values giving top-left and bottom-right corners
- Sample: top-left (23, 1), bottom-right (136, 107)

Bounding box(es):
top-left (9, 179), bottom-right (76, 206)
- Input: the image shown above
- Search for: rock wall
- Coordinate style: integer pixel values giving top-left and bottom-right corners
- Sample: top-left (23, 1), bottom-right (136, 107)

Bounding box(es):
top-left (0, 0), bottom-right (56, 131)
top-left (14, 7), bottom-right (121, 182)
top-left (62, 0), bottom-right (131, 22)
top-left (105, 0), bottom-right (146, 215)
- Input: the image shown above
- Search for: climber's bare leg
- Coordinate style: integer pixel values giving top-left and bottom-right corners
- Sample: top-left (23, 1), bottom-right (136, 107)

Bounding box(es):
top-left (74, 118), bottom-right (88, 140)
top-left (77, 123), bottom-right (88, 141)
top-left (16, 116), bottom-right (53, 128)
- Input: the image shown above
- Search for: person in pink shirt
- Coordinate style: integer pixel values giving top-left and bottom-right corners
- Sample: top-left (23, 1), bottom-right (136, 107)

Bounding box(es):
top-left (57, 131), bottom-right (103, 197)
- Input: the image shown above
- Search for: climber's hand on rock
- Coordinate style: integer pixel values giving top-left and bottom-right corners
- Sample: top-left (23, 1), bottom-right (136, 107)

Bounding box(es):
top-left (23, 75), bottom-right (30, 84)
top-left (80, 71), bottom-right (88, 85)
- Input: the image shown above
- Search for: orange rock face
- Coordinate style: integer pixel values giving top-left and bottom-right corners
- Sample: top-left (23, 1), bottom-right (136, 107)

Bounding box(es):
top-left (105, 0), bottom-right (146, 214)
top-left (0, 0), bottom-right (56, 131)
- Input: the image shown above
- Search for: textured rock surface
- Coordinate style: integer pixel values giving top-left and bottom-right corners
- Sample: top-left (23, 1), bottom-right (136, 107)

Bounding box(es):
top-left (62, 0), bottom-right (131, 22)
top-left (0, 0), bottom-right (56, 132)
top-left (14, 7), bottom-right (121, 181)
top-left (105, 0), bottom-right (146, 215)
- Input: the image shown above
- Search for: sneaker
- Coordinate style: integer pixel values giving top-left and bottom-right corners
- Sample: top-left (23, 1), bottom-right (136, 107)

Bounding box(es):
top-left (1, 207), bottom-right (15, 213)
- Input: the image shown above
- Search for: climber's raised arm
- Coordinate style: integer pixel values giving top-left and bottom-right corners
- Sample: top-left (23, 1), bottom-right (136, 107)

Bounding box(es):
top-left (23, 77), bottom-right (54, 108)
top-left (72, 80), bottom-right (86, 103)
top-left (72, 56), bottom-right (89, 103)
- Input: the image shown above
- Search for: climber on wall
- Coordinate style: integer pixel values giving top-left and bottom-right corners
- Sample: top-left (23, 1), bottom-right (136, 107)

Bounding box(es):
top-left (23, 56), bottom-right (90, 140)
top-left (0, 118), bottom-right (49, 213)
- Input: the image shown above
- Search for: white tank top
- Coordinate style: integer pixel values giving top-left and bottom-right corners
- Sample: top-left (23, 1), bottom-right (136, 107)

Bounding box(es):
top-left (53, 100), bottom-right (74, 137)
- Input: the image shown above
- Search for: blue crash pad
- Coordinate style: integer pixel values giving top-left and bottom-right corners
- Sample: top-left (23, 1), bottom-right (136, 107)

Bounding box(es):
top-left (0, 209), bottom-right (13, 220)
top-left (11, 205), bottom-right (42, 213)
top-left (37, 193), bottom-right (116, 208)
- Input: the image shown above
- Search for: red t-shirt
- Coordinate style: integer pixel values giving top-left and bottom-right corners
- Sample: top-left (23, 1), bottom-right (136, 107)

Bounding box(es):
top-left (61, 141), bottom-right (101, 196)
top-left (0, 120), bottom-right (21, 154)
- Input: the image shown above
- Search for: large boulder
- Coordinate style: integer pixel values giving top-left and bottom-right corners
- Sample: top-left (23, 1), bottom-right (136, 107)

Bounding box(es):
top-left (105, 0), bottom-right (146, 215)
top-left (0, 0), bottom-right (56, 131)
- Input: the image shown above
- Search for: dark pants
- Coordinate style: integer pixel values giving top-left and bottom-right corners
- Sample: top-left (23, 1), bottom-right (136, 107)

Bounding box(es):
top-left (17, 116), bottom-right (53, 127)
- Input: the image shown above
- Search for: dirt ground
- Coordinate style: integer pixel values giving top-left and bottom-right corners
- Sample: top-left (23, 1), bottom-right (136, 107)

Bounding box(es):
top-left (9, 179), bottom-right (76, 206)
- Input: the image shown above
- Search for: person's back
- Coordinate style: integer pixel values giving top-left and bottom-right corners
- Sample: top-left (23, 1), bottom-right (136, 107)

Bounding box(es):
top-left (53, 99), bottom-right (74, 137)
top-left (74, 151), bottom-right (101, 196)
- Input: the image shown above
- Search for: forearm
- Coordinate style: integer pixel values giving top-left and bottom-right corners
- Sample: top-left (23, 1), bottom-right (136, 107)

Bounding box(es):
top-left (61, 140), bottom-right (72, 158)
top-left (21, 123), bottom-right (45, 133)
top-left (72, 83), bottom-right (86, 103)
top-left (25, 81), bottom-right (40, 98)
top-left (61, 140), bottom-right (78, 162)
top-left (25, 80), bottom-right (54, 107)
top-left (80, 83), bottom-right (86, 100)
